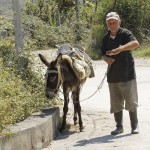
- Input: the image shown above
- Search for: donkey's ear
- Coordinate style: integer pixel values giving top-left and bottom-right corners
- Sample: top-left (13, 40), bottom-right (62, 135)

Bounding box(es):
top-left (38, 53), bottom-right (49, 66)
top-left (55, 53), bottom-right (62, 66)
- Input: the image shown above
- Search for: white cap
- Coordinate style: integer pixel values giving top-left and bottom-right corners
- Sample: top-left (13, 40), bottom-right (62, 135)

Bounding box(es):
top-left (106, 12), bottom-right (120, 21)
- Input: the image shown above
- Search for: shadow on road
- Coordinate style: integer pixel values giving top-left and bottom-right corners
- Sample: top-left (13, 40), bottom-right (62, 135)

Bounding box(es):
top-left (55, 130), bottom-right (77, 140)
top-left (74, 133), bottom-right (131, 146)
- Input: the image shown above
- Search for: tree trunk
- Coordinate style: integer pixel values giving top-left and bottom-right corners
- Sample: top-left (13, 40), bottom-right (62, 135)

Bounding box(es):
top-left (75, 0), bottom-right (80, 22)
top-left (95, 0), bottom-right (98, 12)
top-left (112, 0), bottom-right (117, 11)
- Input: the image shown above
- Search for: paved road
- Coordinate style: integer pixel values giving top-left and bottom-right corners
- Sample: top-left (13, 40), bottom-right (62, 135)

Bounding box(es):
top-left (36, 50), bottom-right (150, 150)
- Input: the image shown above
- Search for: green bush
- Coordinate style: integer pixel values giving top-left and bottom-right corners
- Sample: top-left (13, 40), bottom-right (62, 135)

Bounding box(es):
top-left (0, 42), bottom-right (61, 135)
top-left (0, 39), bottom-right (15, 65)
top-left (22, 15), bottom-right (76, 49)
top-left (0, 56), bottom-right (55, 134)
top-left (22, 15), bottom-right (92, 50)
top-left (0, 16), bottom-right (14, 38)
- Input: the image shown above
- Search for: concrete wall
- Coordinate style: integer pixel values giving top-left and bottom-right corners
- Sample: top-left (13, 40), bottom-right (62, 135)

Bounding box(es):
top-left (0, 107), bottom-right (60, 150)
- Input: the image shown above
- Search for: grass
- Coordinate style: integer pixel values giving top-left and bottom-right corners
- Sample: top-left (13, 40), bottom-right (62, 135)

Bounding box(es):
top-left (133, 46), bottom-right (150, 58)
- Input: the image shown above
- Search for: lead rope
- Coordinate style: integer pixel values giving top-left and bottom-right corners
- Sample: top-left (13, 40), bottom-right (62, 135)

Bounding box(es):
top-left (79, 65), bottom-right (110, 102)
top-left (65, 64), bottom-right (111, 123)
top-left (59, 64), bottom-right (111, 103)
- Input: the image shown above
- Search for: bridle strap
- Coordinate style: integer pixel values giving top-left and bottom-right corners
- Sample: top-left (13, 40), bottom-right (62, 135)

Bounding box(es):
top-left (45, 66), bottom-right (63, 92)
top-left (46, 70), bottom-right (58, 73)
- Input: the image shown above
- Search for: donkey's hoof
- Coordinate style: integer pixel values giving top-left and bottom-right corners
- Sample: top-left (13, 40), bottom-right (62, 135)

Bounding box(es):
top-left (79, 126), bottom-right (84, 132)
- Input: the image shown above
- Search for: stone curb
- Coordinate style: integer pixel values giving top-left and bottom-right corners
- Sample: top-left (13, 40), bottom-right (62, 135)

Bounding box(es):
top-left (0, 107), bottom-right (60, 150)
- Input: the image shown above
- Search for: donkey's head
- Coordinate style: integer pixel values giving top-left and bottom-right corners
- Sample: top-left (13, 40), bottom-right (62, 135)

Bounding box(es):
top-left (39, 53), bottom-right (63, 99)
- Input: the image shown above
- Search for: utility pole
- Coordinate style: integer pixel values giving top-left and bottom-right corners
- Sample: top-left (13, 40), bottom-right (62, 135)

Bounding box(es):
top-left (12, 0), bottom-right (23, 56)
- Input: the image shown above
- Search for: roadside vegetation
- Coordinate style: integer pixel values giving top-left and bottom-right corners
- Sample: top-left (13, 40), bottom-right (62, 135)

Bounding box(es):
top-left (0, 0), bottom-right (150, 135)
top-left (0, 38), bottom-right (60, 135)
top-left (133, 46), bottom-right (150, 58)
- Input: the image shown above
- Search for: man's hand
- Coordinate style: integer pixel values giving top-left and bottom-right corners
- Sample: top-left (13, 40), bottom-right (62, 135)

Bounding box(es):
top-left (103, 56), bottom-right (115, 65)
top-left (106, 47), bottom-right (122, 56)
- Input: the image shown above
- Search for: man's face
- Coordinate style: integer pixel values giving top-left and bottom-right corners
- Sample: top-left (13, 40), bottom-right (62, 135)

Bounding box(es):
top-left (106, 19), bottom-right (121, 34)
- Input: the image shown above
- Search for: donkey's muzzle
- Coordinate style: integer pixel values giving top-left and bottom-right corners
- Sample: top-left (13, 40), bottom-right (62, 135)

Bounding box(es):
top-left (45, 91), bottom-right (55, 99)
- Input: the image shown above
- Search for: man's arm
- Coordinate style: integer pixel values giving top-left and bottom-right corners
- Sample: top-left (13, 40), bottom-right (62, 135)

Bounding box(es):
top-left (106, 40), bottom-right (139, 56)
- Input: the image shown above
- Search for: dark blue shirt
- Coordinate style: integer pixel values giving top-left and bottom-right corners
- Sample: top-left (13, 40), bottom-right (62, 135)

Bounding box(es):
top-left (101, 27), bottom-right (137, 83)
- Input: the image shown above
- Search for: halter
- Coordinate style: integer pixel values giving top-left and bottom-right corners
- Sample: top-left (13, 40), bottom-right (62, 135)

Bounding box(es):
top-left (45, 66), bottom-right (63, 93)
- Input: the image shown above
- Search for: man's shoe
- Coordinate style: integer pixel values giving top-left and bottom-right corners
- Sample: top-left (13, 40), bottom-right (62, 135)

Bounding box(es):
top-left (111, 127), bottom-right (124, 135)
top-left (131, 126), bottom-right (139, 134)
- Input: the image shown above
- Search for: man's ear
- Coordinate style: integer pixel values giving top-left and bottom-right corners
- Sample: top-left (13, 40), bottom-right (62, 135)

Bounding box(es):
top-left (38, 54), bottom-right (49, 66)
top-left (55, 53), bottom-right (62, 66)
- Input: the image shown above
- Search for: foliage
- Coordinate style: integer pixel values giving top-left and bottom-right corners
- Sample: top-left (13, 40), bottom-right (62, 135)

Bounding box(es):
top-left (85, 0), bottom-right (150, 57)
top-left (0, 57), bottom-right (49, 134)
top-left (22, 15), bottom-right (90, 49)
top-left (24, 0), bottom-right (75, 25)
top-left (0, 16), bottom-right (14, 39)
top-left (80, 1), bottom-right (95, 24)
top-left (113, 0), bottom-right (150, 42)
top-left (133, 45), bottom-right (150, 58)
top-left (0, 41), bottom-right (60, 135)
top-left (0, 39), bottom-right (15, 66)
top-left (22, 15), bottom-right (73, 48)
top-left (2, 0), bottom-right (150, 54)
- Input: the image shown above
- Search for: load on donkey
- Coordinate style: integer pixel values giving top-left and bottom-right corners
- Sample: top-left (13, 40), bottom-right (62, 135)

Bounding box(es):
top-left (39, 43), bottom-right (95, 132)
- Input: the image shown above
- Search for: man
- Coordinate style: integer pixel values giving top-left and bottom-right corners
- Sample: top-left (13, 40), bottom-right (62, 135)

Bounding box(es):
top-left (101, 12), bottom-right (139, 135)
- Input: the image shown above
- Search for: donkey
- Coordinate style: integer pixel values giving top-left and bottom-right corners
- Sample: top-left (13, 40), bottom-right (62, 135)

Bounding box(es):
top-left (39, 53), bottom-right (86, 132)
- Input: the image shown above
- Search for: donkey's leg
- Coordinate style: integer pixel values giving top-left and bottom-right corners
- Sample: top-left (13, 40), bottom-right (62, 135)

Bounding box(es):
top-left (76, 90), bottom-right (84, 132)
top-left (60, 92), bottom-right (69, 131)
top-left (73, 106), bottom-right (78, 125)
top-left (72, 91), bottom-right (78, 125)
